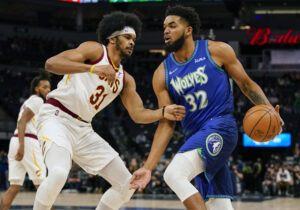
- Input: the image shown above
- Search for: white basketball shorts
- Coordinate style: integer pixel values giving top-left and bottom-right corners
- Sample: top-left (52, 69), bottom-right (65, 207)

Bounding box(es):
top-left (8, 136), bottom-right (46, 185)
top-left (36, 104), bottom-right (118, 174)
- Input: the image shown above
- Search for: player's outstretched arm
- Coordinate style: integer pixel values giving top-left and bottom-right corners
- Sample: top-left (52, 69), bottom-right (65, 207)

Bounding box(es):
top-left (209, 41), bottom-right (284, 131)
top-left (45, 41), bottom-right (116, 83)
top-left (15, 108), bottom-right (35, 161)
top-left (130, 63), bottom-right (176, 191)
top-left (120, 71), bottom-right (185, 124)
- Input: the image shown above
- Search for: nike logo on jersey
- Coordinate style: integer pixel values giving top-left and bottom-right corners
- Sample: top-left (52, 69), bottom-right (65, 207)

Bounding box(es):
top-left (195, 57), bottom-right (206, 63)
top-left (169, 68), bottom-right (178, 75)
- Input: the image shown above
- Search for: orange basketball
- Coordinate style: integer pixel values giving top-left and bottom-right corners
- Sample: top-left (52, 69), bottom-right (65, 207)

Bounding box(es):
top-left (243, 105), bottom-right (281, 142)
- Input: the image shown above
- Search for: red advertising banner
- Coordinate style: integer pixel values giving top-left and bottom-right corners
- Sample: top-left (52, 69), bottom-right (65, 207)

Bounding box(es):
top-left (247, 28), bottom-right (300, 45)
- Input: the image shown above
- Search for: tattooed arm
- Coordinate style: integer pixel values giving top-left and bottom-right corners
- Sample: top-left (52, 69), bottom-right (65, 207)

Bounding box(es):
top-left (208, 41), bottom-right (272, 106)
top-left (245, 88), bottom-right (270, 106)
top-left (208, 40), bottom-right (284, 131)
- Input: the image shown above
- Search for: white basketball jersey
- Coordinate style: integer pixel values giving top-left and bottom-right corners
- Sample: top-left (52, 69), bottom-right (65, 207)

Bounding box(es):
top-left (14, 95), bottom-right (44, 135)
top-left (46, 45), bottom-right (124, 122)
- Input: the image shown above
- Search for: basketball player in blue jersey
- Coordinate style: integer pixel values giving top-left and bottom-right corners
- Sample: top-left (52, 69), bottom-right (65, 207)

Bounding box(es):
top-left (130, 5), bottom-right (284, 210)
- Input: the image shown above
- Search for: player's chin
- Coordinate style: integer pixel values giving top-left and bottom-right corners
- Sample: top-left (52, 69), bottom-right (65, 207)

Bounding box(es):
top-left (127, 48), bottom-right (134, 54)
top-left (124, 52), bottom-right (133, 58)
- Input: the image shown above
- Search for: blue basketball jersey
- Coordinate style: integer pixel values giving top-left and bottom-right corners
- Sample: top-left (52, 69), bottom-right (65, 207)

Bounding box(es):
top-left (164, 40), bottom-right (234, 138)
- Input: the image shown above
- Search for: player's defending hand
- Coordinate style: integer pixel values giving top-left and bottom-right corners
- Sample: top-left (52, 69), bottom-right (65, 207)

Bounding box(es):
top-left (129, 167), bottom-right (151, 192)
top-left (274, 104), bottom-right (284, 135)
top-left (92, 65), bottom-right (116, 85)
top-left (163, 104), bottom-right (186, 121)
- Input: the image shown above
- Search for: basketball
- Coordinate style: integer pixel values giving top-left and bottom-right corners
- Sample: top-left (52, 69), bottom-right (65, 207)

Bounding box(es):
top-left (243, 105), bottom-right (281, 142)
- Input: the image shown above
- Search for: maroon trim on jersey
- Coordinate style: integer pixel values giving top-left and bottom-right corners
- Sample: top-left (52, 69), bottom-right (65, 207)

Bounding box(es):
top-left (13, 134), bottom-right (38, 140)
top-left (106, 46), bottom-right (113, 66)
top-left (106, 46), bottom-right (119, 72)
top-left (46, 98), bottom-right (88, 123)
top-left (85, 52), bottom-right (104, 65)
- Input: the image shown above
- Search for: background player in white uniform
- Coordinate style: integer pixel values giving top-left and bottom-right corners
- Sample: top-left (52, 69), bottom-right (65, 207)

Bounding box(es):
top-left (33, 11), bottom-right (186, 210)
top-left (0, 72), bottom-right (51, 210)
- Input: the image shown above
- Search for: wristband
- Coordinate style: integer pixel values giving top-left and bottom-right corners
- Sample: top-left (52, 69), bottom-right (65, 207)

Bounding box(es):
top-left (90, 65), bottom-right (96, 73)
top-left (162, 106), bottom-right (166, 117)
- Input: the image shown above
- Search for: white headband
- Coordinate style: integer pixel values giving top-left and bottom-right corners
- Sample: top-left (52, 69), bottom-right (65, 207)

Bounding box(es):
top-left (107, 26), bottom-right (136, 39)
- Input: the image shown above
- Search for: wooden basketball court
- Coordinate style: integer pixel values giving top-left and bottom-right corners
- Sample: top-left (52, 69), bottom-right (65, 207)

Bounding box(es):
top-left (2, 192), bottom-right (300, 209)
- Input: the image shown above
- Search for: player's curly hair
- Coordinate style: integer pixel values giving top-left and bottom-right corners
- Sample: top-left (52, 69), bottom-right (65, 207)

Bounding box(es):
top-left (165, 5), bottom-right (201, 35)
top-left (97, 11), bottom-right (142, 45)
top-left (30, 69), bottom-right (51, 95)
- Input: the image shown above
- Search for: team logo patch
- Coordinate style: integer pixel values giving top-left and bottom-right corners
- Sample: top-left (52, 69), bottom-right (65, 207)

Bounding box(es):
top-left (206, 133), bottom-right (223, 156)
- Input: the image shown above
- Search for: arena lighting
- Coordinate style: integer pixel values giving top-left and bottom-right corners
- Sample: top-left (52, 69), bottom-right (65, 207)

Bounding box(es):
top-left (255, 9), bottom-right (300, 15)
top-left (231, 25), bottom-right (251, 30)
top-left (149, 49), bottom-right (166, 56)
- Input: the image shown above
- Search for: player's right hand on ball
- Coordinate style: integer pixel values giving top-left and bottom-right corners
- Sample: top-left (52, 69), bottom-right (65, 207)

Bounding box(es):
top-left (274, 104), bottom-right (284, 135)
top-left (92, 65), bottom-right (116, 85)
top-left (164, 104), bottom-right (186, 121)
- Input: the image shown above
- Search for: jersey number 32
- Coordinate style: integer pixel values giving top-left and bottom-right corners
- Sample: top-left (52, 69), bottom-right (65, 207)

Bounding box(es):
top-left (184, 90), bottom-right (208, 112)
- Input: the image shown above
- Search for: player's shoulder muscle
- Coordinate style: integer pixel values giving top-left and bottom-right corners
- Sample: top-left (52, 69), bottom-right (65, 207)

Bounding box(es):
top-left (208, 40), bottom-right (237, 66)
top-left (77, 41), bottom-right (104, 62)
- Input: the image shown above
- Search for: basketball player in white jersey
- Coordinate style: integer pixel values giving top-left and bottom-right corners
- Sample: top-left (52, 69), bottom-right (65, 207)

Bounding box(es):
top-left (0, 72), bottom-right (51, 210)
top-left (33, 11), bottom-right (186, 210)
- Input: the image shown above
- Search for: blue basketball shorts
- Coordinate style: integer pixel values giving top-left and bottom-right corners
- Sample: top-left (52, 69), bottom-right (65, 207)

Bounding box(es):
top-left (178, 114), bottom-right (238, 201)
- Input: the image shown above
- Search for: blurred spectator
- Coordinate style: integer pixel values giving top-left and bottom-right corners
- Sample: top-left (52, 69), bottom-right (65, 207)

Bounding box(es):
top-left (293, 91), bottom-right (300, 114)
top-left (231, 164), bottom-right (244, 195)
top-left (135, 132), bottom-right (147, 144)
top-left (134, 131), bottom-right (148, 154)
top-left (242, 161), bottom-right (254, 193)
top-left (86, 174), bottom-right (105, 193)
top-left (276, 164), bottom-right (292, 196)
top-left (293, 164), bottom-right (300, 197)
top-left (144, 170), bottom-right (164, 194)
top-left (0, 151), bottom-right (8, 190)
top-left (294, 143), bottom-right (300, 160)
top-left (236, 156), bottom-right (244, 172)
top-left (262, 165), bottom-right (276, 196)
top-left (65, 163), bottom-right (82, 192)
top-left (129, 158), bottom-right (139, 174)
top-left (253, 158), bottom-right (262, 193)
